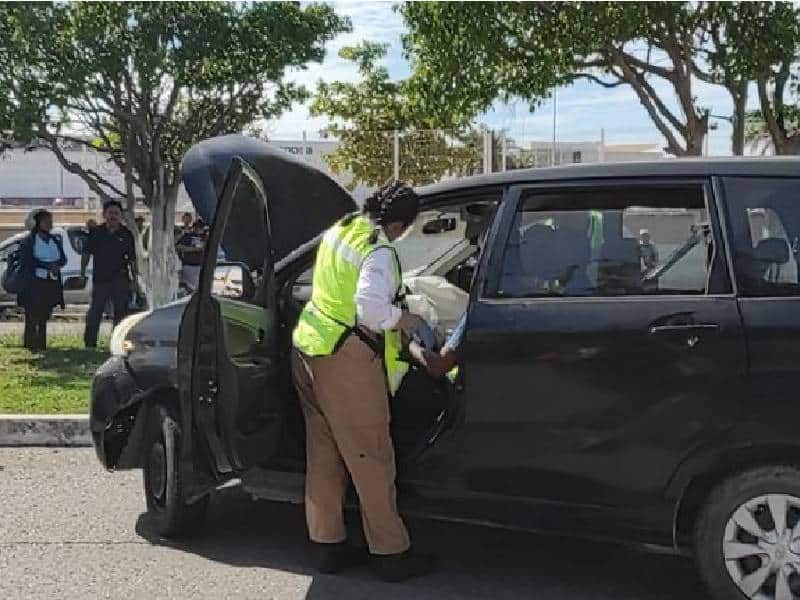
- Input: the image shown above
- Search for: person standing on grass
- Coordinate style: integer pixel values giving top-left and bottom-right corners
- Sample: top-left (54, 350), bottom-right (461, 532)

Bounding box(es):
top-left (80, 200), bottom-right (137, 348)
top-left (18, 210), bottom-right (67, 353)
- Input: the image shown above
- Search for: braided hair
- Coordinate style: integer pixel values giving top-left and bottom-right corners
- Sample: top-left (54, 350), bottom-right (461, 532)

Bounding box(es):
top-left (360, 181), bottom-right (420, 243)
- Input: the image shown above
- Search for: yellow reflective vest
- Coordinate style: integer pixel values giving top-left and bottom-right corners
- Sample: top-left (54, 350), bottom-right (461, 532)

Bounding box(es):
top-left (292, 214), bottom-right (409, 395)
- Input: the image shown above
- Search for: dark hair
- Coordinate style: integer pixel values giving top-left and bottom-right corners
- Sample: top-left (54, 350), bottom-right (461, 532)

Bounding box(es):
top-left (102, 199), bottom-right (123, 212)
top-left (363, 181), bottom-right (419, 228)
top-left (31, 209), bottom-right (53, 233)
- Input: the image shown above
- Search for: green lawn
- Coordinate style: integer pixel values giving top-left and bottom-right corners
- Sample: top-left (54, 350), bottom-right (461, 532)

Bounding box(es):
top-left (0, 334), bottom-right (108, 414)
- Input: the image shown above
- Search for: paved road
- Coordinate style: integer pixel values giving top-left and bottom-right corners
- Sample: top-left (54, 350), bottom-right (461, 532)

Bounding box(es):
top-left (0, 448), bottom-right (711, 600)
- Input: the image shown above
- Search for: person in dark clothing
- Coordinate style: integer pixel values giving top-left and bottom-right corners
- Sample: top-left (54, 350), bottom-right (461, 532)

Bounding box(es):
top-left (80, 200), bottom-right (137, 348)
top-left (18, 210), bottom-right (67, 352)
top-left (176, 219), bottom-right (207, 292)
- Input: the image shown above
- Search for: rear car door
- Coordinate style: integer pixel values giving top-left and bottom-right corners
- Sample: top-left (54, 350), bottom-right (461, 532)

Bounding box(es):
top-left (719, 176), bottom-right (800, 445)
top-left (449, 179), bottom-right (747, 533)
top-left (179, 157), bottom-right (280, 482)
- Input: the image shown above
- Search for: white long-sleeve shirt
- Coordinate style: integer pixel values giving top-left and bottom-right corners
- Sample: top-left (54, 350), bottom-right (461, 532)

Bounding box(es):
top-left (355, 247), bottom-right (403, 333)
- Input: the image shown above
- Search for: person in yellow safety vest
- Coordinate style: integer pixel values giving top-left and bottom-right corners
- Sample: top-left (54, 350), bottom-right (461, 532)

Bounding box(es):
top-left (291, 182), bottom-right (435, 582)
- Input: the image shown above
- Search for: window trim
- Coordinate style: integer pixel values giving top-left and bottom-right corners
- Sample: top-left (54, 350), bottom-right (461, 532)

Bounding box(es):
top-left (481, 177), bottom-right (735, 302)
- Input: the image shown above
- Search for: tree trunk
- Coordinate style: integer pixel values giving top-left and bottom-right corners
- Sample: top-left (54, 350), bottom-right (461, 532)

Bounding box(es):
top-left (730, 82), bottom-right (747, 156)
top-left (147, 185), bottom-right (179, 308)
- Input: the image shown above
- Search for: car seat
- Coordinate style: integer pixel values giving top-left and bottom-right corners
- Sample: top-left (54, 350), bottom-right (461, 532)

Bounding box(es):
top-left (598, 238), bottom-right (642, 295)
top-left (744, 237), bottom-right (790, 285)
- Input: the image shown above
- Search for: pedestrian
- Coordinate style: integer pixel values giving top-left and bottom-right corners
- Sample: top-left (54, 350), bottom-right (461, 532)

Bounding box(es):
top-left (291, 182), bottom-right (434, 582)
top-left (176, 219), bottom-right (206, 292)
top-left (80, 200), bottom-right (137, 348)
top-left (639, 228), bottom-right (659, 271)
top-left (18, 210), bottom-right (66, 352)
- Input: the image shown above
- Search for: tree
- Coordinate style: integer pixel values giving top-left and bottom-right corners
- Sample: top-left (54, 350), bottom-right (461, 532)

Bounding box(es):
top-left (0, 2), bottom-right (349, 306)
top-left (311, 42), bottom-right (483, 188)
top-left (401, 2), bottom-right (798, 157)
top-left (705, 2), bottom-right (800, 155)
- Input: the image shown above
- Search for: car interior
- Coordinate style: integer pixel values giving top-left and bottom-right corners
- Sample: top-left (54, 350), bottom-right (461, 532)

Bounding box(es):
top-left (204, 186), bottom-right (499, 472)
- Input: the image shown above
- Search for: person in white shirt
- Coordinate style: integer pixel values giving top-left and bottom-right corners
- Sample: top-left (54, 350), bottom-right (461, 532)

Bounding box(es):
top-left (18, 210), bottom-right (67, 352)
top-left (291, 182), bottom-right (434, 582)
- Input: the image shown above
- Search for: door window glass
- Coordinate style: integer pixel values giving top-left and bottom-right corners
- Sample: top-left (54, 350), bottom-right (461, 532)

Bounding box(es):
top-left (0, 241), bottom-right (20, 262)
top-left (497, 185), bottom-right (721, 298)
top-left (723, 177), bottom-right (800, 297)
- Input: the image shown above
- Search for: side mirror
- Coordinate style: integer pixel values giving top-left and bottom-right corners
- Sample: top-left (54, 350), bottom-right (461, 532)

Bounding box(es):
top-left (422, 217), bottom-right (457, 235)
top-left (212, 262), bottom-right (255, 300)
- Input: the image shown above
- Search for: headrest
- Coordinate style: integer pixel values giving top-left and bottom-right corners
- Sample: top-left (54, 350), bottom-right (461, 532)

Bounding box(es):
top-left (601, 238), bottom-right (641, 263)
top-left (753, 238), bottom-right (790, 265)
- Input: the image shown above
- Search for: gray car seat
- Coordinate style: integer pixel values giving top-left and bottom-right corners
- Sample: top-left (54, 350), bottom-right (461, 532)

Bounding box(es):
top-left (746, 237), bottom-right (790, 284)
top-left (599, 238), bottom-right (642, 294)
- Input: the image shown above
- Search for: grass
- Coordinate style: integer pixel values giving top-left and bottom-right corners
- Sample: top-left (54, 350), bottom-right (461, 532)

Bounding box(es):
top-left (0, 334), bottom-right (109, 414)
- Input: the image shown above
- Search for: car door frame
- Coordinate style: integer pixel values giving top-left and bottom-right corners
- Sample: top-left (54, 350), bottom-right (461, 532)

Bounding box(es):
top-left (178, 156), bottom-right (276, 489)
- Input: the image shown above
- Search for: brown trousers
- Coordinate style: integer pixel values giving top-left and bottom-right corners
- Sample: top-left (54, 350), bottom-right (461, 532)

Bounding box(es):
top-left (292, 336), bottom-right (410, 555)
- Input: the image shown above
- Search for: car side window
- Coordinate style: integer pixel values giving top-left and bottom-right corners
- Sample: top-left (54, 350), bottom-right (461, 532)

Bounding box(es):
top-left (723, 177), bottom-right (800, 297)
top-left (0, 241), bottom-right (20, 262)
top-left (497, 185), bottom-right (724, 298)
top-left (67, 228), bottom-right (88, 255)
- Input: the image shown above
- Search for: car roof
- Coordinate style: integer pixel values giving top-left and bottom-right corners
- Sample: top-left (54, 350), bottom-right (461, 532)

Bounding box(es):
top-left (415, 157), bottom-right (800, 198)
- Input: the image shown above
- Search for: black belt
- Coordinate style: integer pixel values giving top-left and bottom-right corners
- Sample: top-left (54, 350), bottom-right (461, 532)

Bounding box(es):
top-left (311, 301), bottom-right (384, 357)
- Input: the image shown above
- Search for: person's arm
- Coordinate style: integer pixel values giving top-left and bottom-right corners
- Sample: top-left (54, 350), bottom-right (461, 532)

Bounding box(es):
top-left (80, 230), bottom-right (94, 278)
top-left (408, 342), bottom-right (458, 378)
top-left (54, 237), bottom-right (67, 269)
top-left (127, 230), bottom-right (138, 278)
top-left (355, 248), bottom-right (405, 333)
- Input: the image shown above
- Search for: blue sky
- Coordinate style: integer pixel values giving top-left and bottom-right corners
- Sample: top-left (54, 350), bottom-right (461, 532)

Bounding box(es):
top-left (271, 1), bottom-right (757, 155)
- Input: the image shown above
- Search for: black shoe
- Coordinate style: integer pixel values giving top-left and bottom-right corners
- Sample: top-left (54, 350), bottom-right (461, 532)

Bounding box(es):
top-left (313, 541), bottom-right (368, 574)
top-left (371, 549), bottom-right (436, 582)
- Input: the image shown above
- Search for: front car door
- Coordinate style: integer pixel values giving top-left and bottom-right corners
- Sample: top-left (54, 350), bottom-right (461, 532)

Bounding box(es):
top-left (178, 157), bottom-right (280, 492)
top-left (427, 179), bottom-right (748, 543)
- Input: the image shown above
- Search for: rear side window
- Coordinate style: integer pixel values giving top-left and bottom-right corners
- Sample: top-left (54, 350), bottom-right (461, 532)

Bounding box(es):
top-left (723, 177), bottom-right (800, 297)
top-left (496, 184), bottom-right (729, 298)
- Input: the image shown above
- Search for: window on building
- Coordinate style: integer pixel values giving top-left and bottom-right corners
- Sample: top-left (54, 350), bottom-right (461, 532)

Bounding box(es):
top-left (496, 185), bottom-right (725, 298)
top-left (723, 177), bottom-right (800, 297)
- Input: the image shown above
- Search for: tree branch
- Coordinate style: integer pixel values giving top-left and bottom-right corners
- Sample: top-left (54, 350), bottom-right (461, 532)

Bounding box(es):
top-left (37, 130), bottom-right (126, 200)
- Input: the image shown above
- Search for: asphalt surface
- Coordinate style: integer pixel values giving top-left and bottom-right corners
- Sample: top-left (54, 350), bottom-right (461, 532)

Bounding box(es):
top-left (0, 448), bottom-right (711, 600)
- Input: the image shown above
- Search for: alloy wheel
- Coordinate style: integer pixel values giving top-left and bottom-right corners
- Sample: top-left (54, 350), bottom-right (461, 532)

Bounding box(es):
top-left (724, 494), bottom-right (800, 599)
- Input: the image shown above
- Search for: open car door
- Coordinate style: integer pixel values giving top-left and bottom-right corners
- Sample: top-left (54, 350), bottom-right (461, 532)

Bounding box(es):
top-left (178, 156), bottom-right (281, 487)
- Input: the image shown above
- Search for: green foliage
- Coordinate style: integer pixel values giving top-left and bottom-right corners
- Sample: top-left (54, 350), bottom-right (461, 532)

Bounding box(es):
top-left (311, 42), bottom-right (484, 188)
top-left (0, 1), bottom-right (350, 202)
top-left (400, 2), bottom-right (800, 156)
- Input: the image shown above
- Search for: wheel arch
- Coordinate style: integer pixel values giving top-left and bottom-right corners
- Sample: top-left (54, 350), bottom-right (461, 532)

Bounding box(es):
top-left (672, 443), bottom-right (800, 549)
top-left (107, 385), bottom-right (181, 470)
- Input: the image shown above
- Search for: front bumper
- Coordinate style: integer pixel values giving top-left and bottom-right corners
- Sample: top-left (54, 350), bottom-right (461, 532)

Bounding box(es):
top-left (90, 356), bottom-right (146, 469)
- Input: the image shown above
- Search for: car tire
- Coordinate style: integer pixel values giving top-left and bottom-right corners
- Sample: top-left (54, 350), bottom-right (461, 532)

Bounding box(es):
top-left (143, 406), bottom-right (209, 537)
top-left (694, 465), bottom-right (800, 600)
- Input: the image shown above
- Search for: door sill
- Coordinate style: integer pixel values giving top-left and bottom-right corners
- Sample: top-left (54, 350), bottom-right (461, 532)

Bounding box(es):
top-left (240, 467), bottom-right (304, 504)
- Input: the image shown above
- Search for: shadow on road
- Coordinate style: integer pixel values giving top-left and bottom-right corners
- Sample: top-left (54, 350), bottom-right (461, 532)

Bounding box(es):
top-left (136, 488), bottom-right (710, 600)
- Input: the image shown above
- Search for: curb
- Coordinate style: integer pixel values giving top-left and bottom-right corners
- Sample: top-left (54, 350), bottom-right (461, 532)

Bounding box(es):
top-left (0, 415), bottom-right (91, 446)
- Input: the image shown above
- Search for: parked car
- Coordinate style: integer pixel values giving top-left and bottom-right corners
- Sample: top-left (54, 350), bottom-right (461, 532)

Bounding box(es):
top-left (90, 134), bottom-right (800, 600)
top-left (0, 226), bottom-right (91, 307)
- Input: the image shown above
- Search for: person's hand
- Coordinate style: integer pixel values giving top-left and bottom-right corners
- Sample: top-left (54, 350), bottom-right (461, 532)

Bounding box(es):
top-left (396, 311), bottom-right (423, 335)
top-left (48, 264), bottom-right (61, 276)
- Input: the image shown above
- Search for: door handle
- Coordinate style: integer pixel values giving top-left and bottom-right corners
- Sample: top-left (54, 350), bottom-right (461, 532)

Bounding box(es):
top-left (648, 323), bottom-right (720, 335)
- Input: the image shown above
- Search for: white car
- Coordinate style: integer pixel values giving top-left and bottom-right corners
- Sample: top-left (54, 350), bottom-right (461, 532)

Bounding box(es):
top-left (0, 226), bottom-right (93, 307)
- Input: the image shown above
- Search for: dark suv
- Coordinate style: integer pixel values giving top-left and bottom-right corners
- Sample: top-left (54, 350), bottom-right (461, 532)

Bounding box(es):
top-left (91, 134), bottom-right (800, 600)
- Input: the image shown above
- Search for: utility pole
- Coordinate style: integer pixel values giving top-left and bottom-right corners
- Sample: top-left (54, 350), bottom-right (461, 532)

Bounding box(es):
top-left (551, 89), bottom-right (558, 167)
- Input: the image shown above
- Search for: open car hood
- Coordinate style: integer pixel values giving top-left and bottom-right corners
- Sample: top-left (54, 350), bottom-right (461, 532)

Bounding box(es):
top-left (181, 134), bottom-right (357, 264)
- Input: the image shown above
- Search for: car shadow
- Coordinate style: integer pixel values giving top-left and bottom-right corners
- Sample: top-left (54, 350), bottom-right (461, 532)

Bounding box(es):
top-left (136, 488), bottom-right (710, 600)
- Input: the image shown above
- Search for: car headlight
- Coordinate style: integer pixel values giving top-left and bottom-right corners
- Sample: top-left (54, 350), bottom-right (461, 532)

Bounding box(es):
top-left (109, 311), bottom-right (151, 357)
